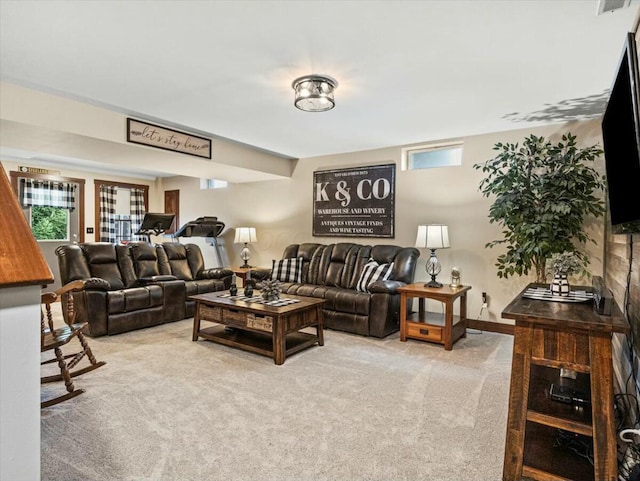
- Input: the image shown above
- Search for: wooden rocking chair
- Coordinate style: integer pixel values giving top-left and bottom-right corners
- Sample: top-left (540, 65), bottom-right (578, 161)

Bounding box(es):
top-left (40, 281), bottom-right (106, 408)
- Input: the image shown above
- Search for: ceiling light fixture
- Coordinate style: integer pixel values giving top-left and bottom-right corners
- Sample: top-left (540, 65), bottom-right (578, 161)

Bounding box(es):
top-left (292, 74), bottom-right (338, 112)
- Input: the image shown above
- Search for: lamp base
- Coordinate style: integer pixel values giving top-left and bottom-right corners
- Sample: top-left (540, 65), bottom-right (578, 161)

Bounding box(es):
top-left (425, 279), bottom-right (443, 288)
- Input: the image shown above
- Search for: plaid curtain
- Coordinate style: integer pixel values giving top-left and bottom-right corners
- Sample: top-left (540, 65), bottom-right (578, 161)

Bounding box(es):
top-left (99, 185), bottom-right (117, 243)
top-left (20, 179), bottom-right (76, 210)
top-left (130, 188), bottom-right (146, 241)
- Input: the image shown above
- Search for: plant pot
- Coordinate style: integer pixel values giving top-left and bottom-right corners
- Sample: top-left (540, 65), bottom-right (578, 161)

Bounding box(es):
top-left (550, 274), bottom-right (570, 297)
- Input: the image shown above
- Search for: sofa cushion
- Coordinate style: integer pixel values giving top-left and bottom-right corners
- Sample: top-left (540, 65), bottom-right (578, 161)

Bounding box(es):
top-left (184, 279), bottom-right (219, 296)
top-left (356, 259), bottom-right (394, 293)
top-left (162, 243), bottom-right (194, 281)
top-left (271, 257), bottom-right (303, 283)
top-left (324, 287), bottom-right (370, 315)
top-left (107, 286), bottom-right (163, 314)
top-left (129, 243), bottom-right (161, 278)
top-left (81, 243), bottom-right (125, 290)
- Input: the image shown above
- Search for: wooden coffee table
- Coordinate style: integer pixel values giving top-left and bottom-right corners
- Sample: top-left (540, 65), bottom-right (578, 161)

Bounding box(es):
top-left (191, 291), bottom-right (325, 365)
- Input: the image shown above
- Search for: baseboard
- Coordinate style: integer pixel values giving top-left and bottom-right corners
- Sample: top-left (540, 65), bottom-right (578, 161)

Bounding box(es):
top-left (467, 318), bottom-right (514, 335)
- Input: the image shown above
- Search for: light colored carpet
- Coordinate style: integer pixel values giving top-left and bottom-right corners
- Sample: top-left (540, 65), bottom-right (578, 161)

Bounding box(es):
top-left (41, 316), bottom-right (513, 481)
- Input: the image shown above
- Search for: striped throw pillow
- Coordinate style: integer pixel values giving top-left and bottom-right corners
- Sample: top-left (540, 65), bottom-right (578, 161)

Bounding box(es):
top-left (356, 259), bottom-right (394, 293)
top-left (271, 257), bottom-right (303, 283)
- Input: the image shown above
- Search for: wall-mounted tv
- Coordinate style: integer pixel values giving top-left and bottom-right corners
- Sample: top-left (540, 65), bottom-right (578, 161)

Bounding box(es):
top-left (601, 32), bottom-right (640, 234)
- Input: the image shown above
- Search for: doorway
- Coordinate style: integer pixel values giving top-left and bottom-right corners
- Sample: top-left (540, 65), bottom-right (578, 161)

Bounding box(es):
top-left (164, 189), bottom-right (180, 234)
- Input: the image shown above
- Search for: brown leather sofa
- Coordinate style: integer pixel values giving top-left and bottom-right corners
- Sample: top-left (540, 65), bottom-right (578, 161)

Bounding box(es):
top-left (56, 242), bottom-right (232, 336)
top-left (253, 243), bottom-right (420, 338)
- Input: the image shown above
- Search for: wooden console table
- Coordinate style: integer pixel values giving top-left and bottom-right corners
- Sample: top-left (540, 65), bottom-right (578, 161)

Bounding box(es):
top-left (502, 284), bottom-right (629, 481)
top-left (398, 284), bottom-right (471, 350)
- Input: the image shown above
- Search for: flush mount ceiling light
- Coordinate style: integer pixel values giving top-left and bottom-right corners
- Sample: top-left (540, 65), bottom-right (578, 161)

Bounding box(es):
top-left (292, 74), bottom-right (338, 112)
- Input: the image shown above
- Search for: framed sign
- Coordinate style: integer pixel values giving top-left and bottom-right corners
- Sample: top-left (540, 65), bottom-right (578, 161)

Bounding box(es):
top-left (313, 164), bottom-right (395, 238)
top-left (126, 118), bottom-right (212, 159)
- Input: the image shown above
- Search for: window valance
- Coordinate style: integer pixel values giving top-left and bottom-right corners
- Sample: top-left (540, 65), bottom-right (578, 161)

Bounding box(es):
top-left (20, 178), bottom-right (77, 210)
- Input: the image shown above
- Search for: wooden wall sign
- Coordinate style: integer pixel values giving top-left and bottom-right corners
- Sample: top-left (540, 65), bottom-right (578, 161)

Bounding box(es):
top-left (313, 163), bottom-right (395, 238)
top-left (126, 118), bottom-right (212, 159)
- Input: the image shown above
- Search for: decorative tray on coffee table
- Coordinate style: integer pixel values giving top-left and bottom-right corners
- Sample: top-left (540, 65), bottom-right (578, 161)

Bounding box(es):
top-left (521, 287), bottom-right (594, 303)
top-left (219, 293), bottom-right (301, 307)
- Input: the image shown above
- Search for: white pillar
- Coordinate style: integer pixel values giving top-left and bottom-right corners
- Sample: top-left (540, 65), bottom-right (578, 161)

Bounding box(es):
top-left (0, 285), bottom-right (41, 481)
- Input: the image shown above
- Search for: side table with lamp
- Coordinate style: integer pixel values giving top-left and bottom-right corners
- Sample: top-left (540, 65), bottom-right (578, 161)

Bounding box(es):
top-left (401, 224), bottom-right (471, 350)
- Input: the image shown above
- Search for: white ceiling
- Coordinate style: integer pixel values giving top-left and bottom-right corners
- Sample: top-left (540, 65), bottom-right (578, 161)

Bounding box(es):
top-left (1, 0), bottom-right (639, 176)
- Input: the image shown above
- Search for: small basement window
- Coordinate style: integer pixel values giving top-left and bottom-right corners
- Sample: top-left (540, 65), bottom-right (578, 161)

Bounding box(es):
top-left (403, 142), bottom-right (463, 170)
top-left (200, 179), bottom-right (228, 189)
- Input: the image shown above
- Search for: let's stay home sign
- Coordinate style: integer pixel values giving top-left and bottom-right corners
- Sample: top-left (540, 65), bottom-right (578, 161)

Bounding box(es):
top-left (313, 164), bottom-right (395, 238)
top-left (127, 118), bottom-right (212, 159)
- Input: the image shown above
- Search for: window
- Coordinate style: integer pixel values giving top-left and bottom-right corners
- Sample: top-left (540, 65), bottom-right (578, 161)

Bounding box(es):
top-left (30, 206), bottom-right (70, 241)
top-left (403, 142), bottom-right (463, 170)
top-left (94, 180), bottom-right (149, 243)
top-left (200, 178), bottom-right (228, 189)
top-left (10, 171), bottom-right (85, 243)
top-left (18, 177), bottom-right (77, 241)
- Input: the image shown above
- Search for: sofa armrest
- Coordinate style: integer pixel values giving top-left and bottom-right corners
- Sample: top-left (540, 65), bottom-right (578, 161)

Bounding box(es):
top-left (249, 268), bottom-right (271, 281)
top-left (197, 268), bottom-right (233, 280)
top-left (368, 280), bottom-right (407, 295)
top-left (57, 278), bottom-right (111, 293)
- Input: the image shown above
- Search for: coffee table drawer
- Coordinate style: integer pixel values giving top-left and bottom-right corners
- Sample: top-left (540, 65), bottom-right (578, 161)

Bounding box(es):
top-left (199, 304), bottom-right (222, 322)
top-left (407, 322), bottom-right (442, 342)
top-left (247, 313), bottom-right (273, 332)
top-left (222, 308), bottom-right (247, 327)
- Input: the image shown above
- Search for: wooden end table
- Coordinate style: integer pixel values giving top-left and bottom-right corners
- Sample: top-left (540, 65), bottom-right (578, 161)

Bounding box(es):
top-left (230, 266), bottom-right (268, 286)
top-left (398, 283), bottom-right (471, 350)
top-left (191, 291), bottom-right (324, 365)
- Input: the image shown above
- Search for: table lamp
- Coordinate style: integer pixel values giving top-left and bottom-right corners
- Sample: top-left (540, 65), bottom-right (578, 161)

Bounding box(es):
top-left (415, 224), bottom-right (450, 288)
top-left (234, 227), bottom-right (257, 268)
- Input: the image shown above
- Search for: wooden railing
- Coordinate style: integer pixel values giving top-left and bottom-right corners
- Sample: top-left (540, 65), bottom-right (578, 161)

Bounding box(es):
top-left (0, 161), bottom-right (53, 287)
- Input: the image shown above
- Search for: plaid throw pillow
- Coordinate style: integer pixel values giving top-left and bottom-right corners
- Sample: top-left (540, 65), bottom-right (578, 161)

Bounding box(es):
top-left (271, 257), bottom-right (303, 283)
top-left (356, 259), bottom-right (394, 293)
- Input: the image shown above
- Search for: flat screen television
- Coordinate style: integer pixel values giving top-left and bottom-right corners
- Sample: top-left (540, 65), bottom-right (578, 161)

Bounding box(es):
top-left (601, 32), bottom-right (640, 234)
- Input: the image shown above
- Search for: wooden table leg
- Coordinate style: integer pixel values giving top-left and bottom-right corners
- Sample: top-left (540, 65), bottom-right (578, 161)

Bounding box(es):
top-left (316, 306), bottom-right (324, 346)
top-left (503, 323), bottom-right (533, 481)
top-left (192, 304), bottom-right (201, 341)
top-left (273, 317), bottom-right (285, 365)
top-left (444, 299), bottom-right (454, 350)
top-left (590, 333), bottom-right (617, 481)
top-left (460, 292), bottom-right (468, 339)
top-left (400, 292), bottom-right (407, 342)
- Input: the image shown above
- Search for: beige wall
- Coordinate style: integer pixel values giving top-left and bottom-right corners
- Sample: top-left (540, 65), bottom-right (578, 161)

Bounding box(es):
top-left (161, 118), bottom-right (606, 323)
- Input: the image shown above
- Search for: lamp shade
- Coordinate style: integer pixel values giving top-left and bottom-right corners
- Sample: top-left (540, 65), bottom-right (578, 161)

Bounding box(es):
top-left (234, 227), bottom-right (257, 244)
top-left (415, 225), bottom-right (450, 249)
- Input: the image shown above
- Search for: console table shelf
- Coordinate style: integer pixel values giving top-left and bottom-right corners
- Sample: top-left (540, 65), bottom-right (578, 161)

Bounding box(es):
top-left (501, 283), bottom-right (629, 481)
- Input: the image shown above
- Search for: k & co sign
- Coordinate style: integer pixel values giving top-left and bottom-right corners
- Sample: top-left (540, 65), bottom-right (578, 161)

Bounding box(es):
top-left (313, 164), bottom-right (395, 238)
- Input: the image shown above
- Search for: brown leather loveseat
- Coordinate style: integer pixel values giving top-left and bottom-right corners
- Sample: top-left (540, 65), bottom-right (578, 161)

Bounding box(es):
top-left (56, 242), bottom-right (232, 336)
top-left (253, 243), bottom-right (420, 338)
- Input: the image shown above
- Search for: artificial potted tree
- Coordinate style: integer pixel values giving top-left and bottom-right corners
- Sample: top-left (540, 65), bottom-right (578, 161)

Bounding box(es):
top-left (474, 133), bottom-right (606, 283)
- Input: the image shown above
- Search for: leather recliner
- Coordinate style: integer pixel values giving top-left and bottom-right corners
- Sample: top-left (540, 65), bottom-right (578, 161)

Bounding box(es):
top-left (254, 243), bottom-right (420, 338)
top-left (56, 242), bottom-right (232, 336)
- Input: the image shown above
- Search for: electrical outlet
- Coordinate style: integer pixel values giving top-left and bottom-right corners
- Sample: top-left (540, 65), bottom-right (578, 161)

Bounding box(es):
top-left (482, 292), bottom-right (488, 308)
